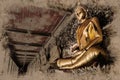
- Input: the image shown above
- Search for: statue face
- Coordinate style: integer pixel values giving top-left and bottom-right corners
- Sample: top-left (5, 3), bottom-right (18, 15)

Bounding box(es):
top-left (75, 8), bottom-right (86, 21)
top-left (75, 11), bottom-right (84, 21)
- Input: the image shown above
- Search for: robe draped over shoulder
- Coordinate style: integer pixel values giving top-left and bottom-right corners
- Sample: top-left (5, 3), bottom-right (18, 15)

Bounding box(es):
top-left (76, 17), bottom-right (102, 50)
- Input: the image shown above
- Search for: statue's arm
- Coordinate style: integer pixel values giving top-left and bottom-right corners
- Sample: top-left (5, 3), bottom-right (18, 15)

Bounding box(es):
top-left (85, 37), bottom-right (101, 50)
top-left (84, 17), bottom-right (103, 50)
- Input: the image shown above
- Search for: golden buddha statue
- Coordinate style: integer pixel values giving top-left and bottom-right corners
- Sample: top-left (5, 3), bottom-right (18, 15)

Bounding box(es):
top-left (56, 6), bottom-right (108, 69)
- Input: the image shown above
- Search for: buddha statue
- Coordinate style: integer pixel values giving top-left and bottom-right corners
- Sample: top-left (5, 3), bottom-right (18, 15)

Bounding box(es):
top-left (56, 6), bottom-right (108, 69)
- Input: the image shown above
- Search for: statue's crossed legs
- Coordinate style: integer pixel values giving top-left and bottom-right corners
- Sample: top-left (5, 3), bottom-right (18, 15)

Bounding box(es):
top-left (57, 46), bottom-right (108, 69)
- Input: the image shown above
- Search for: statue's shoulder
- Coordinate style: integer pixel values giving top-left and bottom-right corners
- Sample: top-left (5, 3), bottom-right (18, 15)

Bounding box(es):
top-left (90, 17), bottom-right (99, 23)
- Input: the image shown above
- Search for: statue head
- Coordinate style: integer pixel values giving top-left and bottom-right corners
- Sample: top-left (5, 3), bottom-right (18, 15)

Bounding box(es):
top-left (74, 6), bottom-right (87, 21)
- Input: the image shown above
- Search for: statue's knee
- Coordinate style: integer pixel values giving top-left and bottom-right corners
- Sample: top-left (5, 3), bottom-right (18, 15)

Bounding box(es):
top-left (57, 59), bottom-right (61, 67)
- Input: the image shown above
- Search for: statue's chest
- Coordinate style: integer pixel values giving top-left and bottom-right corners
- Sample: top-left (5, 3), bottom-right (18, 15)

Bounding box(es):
top-left (80, 25), bottom-right (89, 43)
top-left (76, 21), bottom-right (90, 39)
